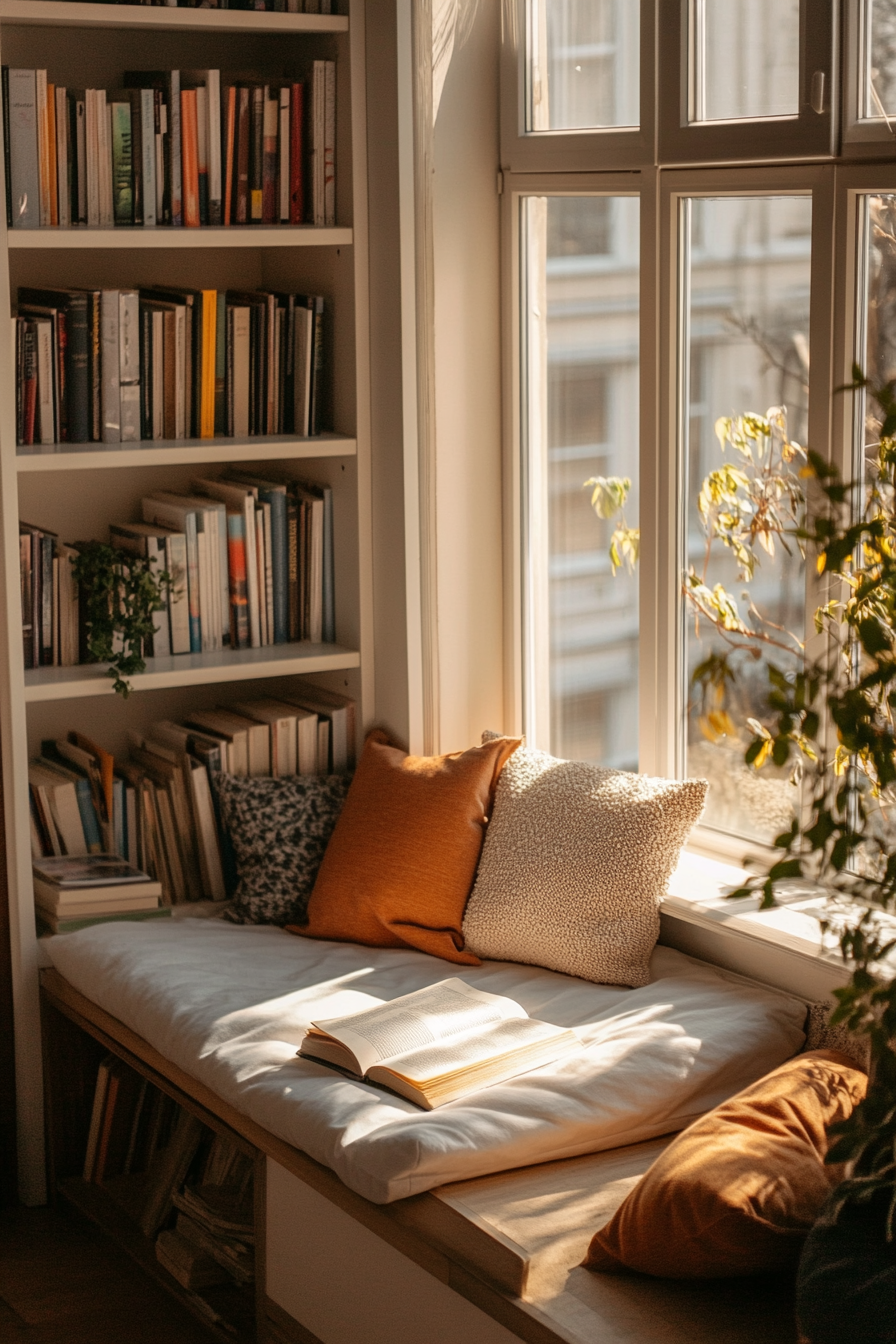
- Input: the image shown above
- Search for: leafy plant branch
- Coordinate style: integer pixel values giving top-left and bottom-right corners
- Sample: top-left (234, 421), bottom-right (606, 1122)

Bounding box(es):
top-left (72, 542), bottom-right (172, 698)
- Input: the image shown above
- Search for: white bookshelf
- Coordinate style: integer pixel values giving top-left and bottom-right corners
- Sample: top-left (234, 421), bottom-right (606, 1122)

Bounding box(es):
top-left (0, 0), bottom-right (373, 1204)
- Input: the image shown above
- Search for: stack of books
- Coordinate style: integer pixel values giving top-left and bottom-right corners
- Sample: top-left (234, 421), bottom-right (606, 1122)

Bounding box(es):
top-left (4, 62), bottom-right (335, 230)
top-left (19, 472), bottom-right (335, 671)
top-left (30, 690), bottom-right (354, 907)
top-left (33, 855), bottom-right (165, 934)
top-left (14, 285), bottom-right (327, 447)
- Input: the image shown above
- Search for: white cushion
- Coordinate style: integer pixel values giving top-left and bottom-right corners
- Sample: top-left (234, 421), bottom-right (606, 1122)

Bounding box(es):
top-left (463, 739), bottom-right (707, 986)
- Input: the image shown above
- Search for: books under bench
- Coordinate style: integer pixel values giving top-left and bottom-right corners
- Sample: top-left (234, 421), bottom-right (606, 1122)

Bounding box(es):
top-left (82, 1053), bottom-right (255, 1328)
top-left (5, 62), bottom-right (335, 230)
top-left (15, 285), bottom-right (327, 448)
top-left (20, 472), bottom-right (335, 672)
top-left (31, 690), bottom-right (354, 910)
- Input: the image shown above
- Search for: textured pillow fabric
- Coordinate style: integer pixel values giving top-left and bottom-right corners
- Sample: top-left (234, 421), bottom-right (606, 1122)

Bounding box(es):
top-left (216, 773), bottom-right (349, 926)
top-left (584, 1050), bottom-right (868, 1280)
top-left (290, 729), bottom-right (521, 964)
top-left (461, 737), bottom-right (707, 987)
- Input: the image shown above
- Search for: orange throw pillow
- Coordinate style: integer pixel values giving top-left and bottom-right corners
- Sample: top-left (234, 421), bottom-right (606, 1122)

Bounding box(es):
top-left (584, 1050), bottom-right (867, 1280)
top-left (288, 730), bottom-right (521, 964)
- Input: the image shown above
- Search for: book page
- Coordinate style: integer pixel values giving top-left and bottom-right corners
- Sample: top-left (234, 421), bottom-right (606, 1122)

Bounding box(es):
top-left (311, 979), bottom-right (527, 1078)
top-left (378, 1017), bottom-right (575, 1087)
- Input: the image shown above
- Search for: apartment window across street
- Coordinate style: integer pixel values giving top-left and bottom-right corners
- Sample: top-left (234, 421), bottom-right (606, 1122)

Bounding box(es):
top-left (504, 0), bottom-right (896, 857)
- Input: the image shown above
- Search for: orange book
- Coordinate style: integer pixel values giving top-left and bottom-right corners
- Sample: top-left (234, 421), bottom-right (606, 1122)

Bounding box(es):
top-left (201, 289), bottom-right (216, 438)
top-left (180, 89), bottom-right (200, 228)
top-left (47, 83), bottom-right (58, 226)
top-left (223, 85), bottom-right (236, 225)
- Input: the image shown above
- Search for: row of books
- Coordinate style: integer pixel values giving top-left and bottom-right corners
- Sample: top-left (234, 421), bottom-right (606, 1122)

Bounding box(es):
top-left (14, 285), bottom-right (327, 447)
top-left (4, 63), bottom-right (335, 229)
top-left (84, 1055), bottom-right (254, 1317)
top-left (89, 1), bottom-right (334, 11)
top-left (20, 476), bottom-right (334, 675)
top-left (31, 688), bottom-right (354, 909)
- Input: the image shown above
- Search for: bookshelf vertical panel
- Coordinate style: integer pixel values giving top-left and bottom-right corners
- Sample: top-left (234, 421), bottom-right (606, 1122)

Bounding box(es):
top-left (0, 20), bottom-right (48, 1204)
top-left (0, 0), bottom-right (373, 1209)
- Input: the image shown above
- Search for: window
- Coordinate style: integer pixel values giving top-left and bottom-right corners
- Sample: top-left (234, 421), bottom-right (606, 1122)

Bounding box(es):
top-left (506, 1), bottom-right (893, 858)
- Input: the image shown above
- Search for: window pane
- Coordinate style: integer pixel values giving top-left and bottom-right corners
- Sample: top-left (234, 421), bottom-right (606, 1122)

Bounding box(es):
top-left (528, 0), bottom-right (639, 131)
top-left (862, 196), bottom-right (896, 406)
top-left (682, 196), bottom-right (811, 843)
top-left (866, 1), bottom-right (896, 118)
top-left (693, 0), bottom-right (800, 122)
top-left (524, 196), bottom-right (640, 768)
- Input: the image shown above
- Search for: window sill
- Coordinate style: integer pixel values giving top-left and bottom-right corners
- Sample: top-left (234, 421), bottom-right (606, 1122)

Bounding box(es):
top-left (661, 849), bottom-right (858, 1001)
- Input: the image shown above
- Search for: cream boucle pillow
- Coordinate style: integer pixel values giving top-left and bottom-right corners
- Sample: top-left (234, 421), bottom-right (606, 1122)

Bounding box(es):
top-left (462, 737), bottom-right (708, 987)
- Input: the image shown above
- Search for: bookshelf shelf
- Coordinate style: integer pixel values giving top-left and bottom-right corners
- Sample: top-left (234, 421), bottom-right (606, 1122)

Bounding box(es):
top-left (24, 641), bottom-right (361, 702)
top-left (0, 0), bottom-right (348, 36)
top-left (16, 432), bottom-right (357, 471)
top-left (8, 226), bottom-right (354, 249)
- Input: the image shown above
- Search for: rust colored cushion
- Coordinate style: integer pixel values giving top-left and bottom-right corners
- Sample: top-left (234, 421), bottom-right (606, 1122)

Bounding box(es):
top-left (288, 730), bottom-right (522, 964)
top-left (584, 1050), bottom-right (868, 1280)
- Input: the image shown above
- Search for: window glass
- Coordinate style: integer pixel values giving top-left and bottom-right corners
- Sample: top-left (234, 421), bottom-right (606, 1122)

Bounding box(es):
top-left (861, 196), bottom-right (896, 415)
top-left (524, 196), bottom-right (640, 768)
top-left (866, 1), bottom-right (896, 118)
top-left (692, 0), bottom-right (800, 122)
top-left (681, 196), bottom-right (811, 842)
top-left (528, 0), bottom-right (639, 131)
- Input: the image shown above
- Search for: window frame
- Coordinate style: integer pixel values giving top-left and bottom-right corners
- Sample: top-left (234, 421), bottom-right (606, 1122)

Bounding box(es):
top-left (841, 0), bottom-right (896, 155)
top-left (500, 0), bottom-right (657, 173)
top-left (502, 4), bottom-right (896, 866)
top-left (657, 0), bottom-right (839, 165)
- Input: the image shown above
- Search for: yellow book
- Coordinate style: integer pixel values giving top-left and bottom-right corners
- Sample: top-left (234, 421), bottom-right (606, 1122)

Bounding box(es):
top-left (201, 289), bottom-right (216, 438)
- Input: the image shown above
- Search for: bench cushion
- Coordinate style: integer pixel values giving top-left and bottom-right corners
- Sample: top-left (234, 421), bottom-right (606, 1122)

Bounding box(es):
top-left (45, 921), bottom-right (807, 1204)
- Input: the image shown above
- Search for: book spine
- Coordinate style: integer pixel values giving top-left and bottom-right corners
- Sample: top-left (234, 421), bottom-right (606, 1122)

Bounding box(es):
top-left (100, 290), bottom-right (121, 443)
top-left (47, 81), bottom-right (58, 226)
top-left (7, 69), bottom-right (40, 228)
top-left (222, 84), bottom-right (235, 225)
top-left (324, 60), bottom-right (335, 228)
top-left (322, 484), bottom-right (334, 642)
top-left (231, 304), bottom-right (250, 436)
top-left (226, 511), bottom-right (249, 648)
top-left (35, 69), bottom-right (50, 227)
top-left (278, 86), bottom-right (290, 223)
top-left (62, 294), bottom-right (90, 443)
top-left (309, 296), bottom-right (324, 435)
top-left (74, 95), bottom-right (87, 225)
top-left (127, 90), bottom-right (143, 226)
top-left (200, 289), bottom-right (216, 437)
top-left (214, 292), bottom-right (226, 435)
top-left (180, 89), bottom-right (200, 227)
top-left (206, 69), bottom-right (222, 225)
top-left (311, 62), bottom-right (324, 227)
top-left (261, 87), bottom-right (277, 225)
top-left (55, 86), bottom-right (70, 228)
top-left (119, 289), bottom-right (141, 443)
top-left (40, 533), bottom-right (53, 665)
top-left (140, 89), bottom-right (156, 226)
top-left (3, 70), bottom-right (11, 228)
top-left (21, 321), bottom-right (37, 444)
top-left (89, 291), bottom-right (102, 440)
top-left (195, 83), bottom-right (209, 225)
top-left (250, 85), bottom-right (263, 222)
top-left (99, 92), bottom-right (114, 227)
top-left (287, 496), bottom-right (299, 641)
top-left (110, 101), bottom-right (134, 226)
top-left (151, 309), bottom-right (164, 438)
top-left (139, 304), bottom-right (153, 439)
top-left (165, 533), bottom-right (191, 654)
top-left (85, 88), bottom-right (99, 226)
top-left (235, 86), bottom-right (250, 225)
top-left (156, 91), bottom-right (167, 224)
top-left (34, 321), bottom-right (54, 446)
top-left (169, 70), bottom-right (182, 226)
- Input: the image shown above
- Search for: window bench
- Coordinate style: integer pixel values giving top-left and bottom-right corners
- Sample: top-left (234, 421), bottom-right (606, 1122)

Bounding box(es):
top-left (40, 963), bottom-right (798, 1344)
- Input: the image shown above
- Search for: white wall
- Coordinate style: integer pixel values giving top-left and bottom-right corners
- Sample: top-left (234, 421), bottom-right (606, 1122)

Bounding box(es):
top-left (432, 1), bottom-right (505, 752)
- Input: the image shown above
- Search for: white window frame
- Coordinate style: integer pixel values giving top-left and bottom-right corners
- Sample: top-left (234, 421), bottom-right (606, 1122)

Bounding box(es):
top-left (504, 4), bottom-right (896, 867)
top-left (657, 0), bottom-right (839, 165)
top-left (842, 0), bottom-right (896, 155)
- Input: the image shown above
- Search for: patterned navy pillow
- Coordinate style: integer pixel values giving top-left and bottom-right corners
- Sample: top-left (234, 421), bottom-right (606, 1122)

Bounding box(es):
top-left (215, 774), bottom-right (350, 926)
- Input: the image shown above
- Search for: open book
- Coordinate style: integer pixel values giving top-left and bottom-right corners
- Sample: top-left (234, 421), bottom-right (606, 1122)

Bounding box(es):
top-left (298, 979), bottom-right (579, 1110)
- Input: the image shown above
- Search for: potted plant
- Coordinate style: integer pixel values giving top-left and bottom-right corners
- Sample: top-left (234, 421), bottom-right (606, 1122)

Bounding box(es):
top-left (72, 541), bottom-right (171, 698)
